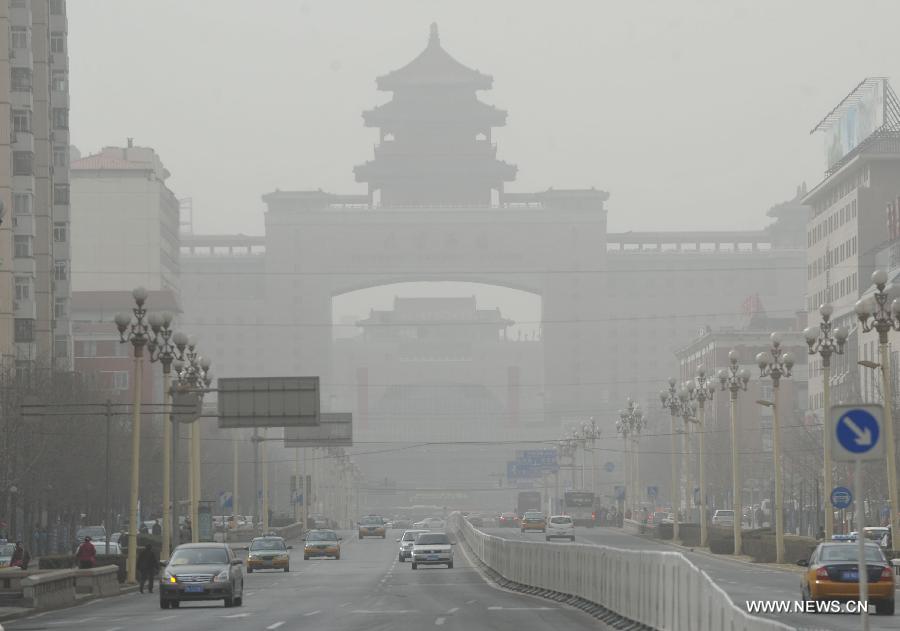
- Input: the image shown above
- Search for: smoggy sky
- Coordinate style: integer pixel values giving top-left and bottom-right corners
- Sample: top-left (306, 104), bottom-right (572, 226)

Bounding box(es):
top-left (68, 0), bottom-right (900, 236)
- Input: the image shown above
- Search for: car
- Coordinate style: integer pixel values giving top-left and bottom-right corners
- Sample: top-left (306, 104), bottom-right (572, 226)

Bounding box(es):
top-left (358, 515), bottom-right (387, 539)
top-left (411, 532), bottom-right (454, 569)
top-left (245, 536), bottom-right (291, 572)
top-left (499, 512), bottom-right (520, 528)
top-left (392, 519), bottom-right (411, 530)
top-left (798, 542), bottom-right (894, 615)
top-left (520, 511), bottom-right (547, 533)
top-left (304, 529), bottom-right (341, 560)
top-left (73, 525), bottom-right (106, 552)
top-left (545, 515), bottom-right (576, 541)
top-left (397, 529), bottom-right (429, 562)
top-left (711, 510), bottom-right (734, 528)
top-left (661, 513), bottom-right (675, 525)
top-left (0, 541), bottom-right (15, 568)
top-left (648, 511), bottom-right (669, 525)
top-left (94, 540), bottom-right (122, 556)
top-left (412, 517), bottom-right (445, 530)
top-left (158, 542), bottom-right (244, 609)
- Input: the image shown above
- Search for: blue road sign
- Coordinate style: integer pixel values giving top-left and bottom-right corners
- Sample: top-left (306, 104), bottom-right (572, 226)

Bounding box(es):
top-left (830, 486), bottom-right (852, 510)
top-left (831, 404), bottom-right (883, 462)
top-left (604, 462), bottom-right (615, 473)
top-left (647, 486), bottom-right (658, 500)
top-left (614, 486), bottom-right (626, 501)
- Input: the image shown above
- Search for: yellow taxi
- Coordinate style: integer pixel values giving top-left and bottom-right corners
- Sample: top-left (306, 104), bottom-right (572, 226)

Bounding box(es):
top-left (358, 515), bottom-right (386, 539)
top-left (798, 542), bottom-right (895, 615)
top-left (304, 529), bottom-right (341, 560)
top-left (520, 511), bottom-right (547, 533)
top-left (245, 536), bottom-right (291, 573)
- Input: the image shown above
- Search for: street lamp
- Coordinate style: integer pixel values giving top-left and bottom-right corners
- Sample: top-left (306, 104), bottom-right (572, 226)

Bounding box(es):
top-left (580, 418), bottom-right (601, 494)
top-left (854, 269), bottom-right (900, 550)
top-left (684, 366), bottom-right (716, 546)
top-left (660, 378), bottom-right (686, 540)
top-left (114, 286), bottom-right (151, 583)
top-left (719, 350), bottom-right (751, 556)
top-left (147, 314), bottom-right (187, 559)
top-left (803, 303), bottom-right (848, 541)
top-left (755, 333), bottom-right (795, 564)
top-left (617, 399), bottom-right (644, 516)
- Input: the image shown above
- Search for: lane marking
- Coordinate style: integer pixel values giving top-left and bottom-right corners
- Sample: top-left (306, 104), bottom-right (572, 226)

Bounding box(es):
top-left (304, 610), bottom-right (321, 617)
top-left (435, 617), bottom-right (446, 625)
top-left (465, 600), bottom-right (476, 604)
top-left (153, 615), bottom-right (177, 621)
top-left (487, 606), bottom-right (556, 611)
top-left (447, 607), bottom-right (459, 614)
top-left (104, 627), bottom-right (124, 631)
top-left (222, 612), bottom-right (251, 618)
top-left (266, 623), bottom-right (285, 630)
top-left (340, 602), bottom-right (352, 607)
top-left (351, 609), bottom-right (417, 614)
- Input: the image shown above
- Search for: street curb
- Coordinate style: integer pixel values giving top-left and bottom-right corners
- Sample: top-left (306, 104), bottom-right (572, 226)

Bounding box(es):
top-left (0, 582), bottom-right (139, 624)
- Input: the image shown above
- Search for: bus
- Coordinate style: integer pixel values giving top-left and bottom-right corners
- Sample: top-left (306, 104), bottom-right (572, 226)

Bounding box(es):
top-left (516, 491), bottom-right (542, 517)
top-left (564, 490), bottom-right (596, 527)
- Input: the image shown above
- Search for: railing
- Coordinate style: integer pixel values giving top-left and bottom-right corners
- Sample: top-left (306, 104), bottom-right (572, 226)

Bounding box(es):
top-left (449, 514), bottom-right (792, 631)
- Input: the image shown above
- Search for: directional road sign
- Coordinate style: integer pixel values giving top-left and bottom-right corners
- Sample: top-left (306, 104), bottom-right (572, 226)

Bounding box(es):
top-left (604, 462), bottom-right (615, 473)
top-left (830, 404), bottom-right (884, 462)
top-left (614, 486), bottom-right (626, 501)
top-left (647, 485), bottom-right (658, 500)
top-left (830, 486), bottom-right (852, 510)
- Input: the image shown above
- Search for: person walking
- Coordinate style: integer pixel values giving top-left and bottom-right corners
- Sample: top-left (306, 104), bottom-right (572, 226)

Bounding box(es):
top-left (136, 544), bottom-right (158, 594)
top-left (75, 536), bottom-right (96, 569)
top-left (151, 520), bottom-right (161, 536)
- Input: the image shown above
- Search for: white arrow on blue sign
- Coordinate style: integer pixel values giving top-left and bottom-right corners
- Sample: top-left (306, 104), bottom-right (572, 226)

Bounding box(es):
top-left (830, 486), bottom-right (852, 510)
top-left (830, 404), bottom-right (884, 463)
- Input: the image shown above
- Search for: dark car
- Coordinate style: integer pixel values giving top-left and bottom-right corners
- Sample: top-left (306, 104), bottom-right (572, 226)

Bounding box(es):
top-left (499, 512), bottom-right (519, 528)
top-left (159, 543), bottom-right (244, 609)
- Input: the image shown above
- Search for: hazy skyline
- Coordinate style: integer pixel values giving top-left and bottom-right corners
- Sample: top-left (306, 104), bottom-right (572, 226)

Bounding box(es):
top-left (69, 0), bottom-right (900, 236)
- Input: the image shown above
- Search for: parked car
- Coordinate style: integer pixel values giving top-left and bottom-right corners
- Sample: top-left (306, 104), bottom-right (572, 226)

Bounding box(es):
top-left (711, 510), bottom-right (734, 528)
top-left (159, 543), bottom-right (244, 609)
top-left (397, 529), bottom-right (429, 562)
top-left (411, 532), bottom-right (454, 570)
top-left (545, 515), bottom-right (576, 542)
top-left (798, 542), bottom-right (894, 615)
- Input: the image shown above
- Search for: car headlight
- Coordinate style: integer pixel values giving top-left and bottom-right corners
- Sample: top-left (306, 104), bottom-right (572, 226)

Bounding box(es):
top-left (163, 572), bottom-right (176, 583)
top-left (212, 569), bottom-right (230, 583)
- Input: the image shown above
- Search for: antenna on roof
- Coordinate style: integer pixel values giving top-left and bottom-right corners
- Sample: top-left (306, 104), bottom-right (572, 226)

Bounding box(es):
top-left (429, 22), bottom-right (439, 46)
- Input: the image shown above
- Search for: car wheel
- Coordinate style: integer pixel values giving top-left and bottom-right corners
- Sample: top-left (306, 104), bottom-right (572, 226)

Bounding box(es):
top-left (411, 562), bottom-right (417, 570)
top-left (335, 554), bottom-right (340, 560)
top-left (447, 561), bottom-right (453, 569)
top-left (283, 566), bottom-right (290, 572)
top-left (224, 596), bottom-right (234, 607)
top-left (570, 536), bottom-right (575, 542)
top-left (234, 596), bottom-right (243, 607)
top-left (545, 536), bottom-right (551, 541)
top-left (247, 567), bottom-right (252, 573)
top-left (171, 601), bottom-right (180, 608)
top-left (877, 599), bottom-right (895, 615)
top-left (159, 599), bottom-right (170, 609)
top-left (304, 555), bottom-right (309, 560)
top-left (398, 554), bottom-right (404, 562)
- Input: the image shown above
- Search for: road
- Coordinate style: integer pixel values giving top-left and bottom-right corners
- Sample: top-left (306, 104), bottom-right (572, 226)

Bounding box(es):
top-left (485, 526), bottom-right (900, 631)
top-left (3, 531), bottom-right (600, 631)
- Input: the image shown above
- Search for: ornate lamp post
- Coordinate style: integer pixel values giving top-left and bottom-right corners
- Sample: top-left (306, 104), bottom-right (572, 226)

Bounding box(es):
top-left (803, 303), bottom-right (847, 542)
top-left (719, 350), bottom-right (750, 556)
top-left (854, 269), bottom-right (900, 549)
top-left (617, 399), bottom-right (644, 515)
top-left (660, 378), bottom-right (685, 540)
top-left (755, 333), bottom-right (795, 564)
top-left (580, 417), bottom-right (602, 493)
top-left (113, 287), bottom-right (151, 583)
top-left (684, 366), bottom-right (716, 546)
top-left (147, 314), bottom-right (187, 559)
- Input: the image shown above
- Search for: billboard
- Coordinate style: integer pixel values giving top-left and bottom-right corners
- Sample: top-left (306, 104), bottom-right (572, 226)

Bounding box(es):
top-left (822, 78), bottom-right (886, 169)
top-left (283, 412), bottom-right (353, 447)
top-left (218, 376), bottom-right (320, 428)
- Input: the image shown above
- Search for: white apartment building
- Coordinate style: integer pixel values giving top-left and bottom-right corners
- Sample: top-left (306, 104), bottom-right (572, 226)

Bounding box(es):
top-left (70, 141), bottom-right (180, 295)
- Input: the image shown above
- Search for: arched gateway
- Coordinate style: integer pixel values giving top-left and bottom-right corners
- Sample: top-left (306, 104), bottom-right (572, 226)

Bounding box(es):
top-left (260, 25), bottom-right (609, 492)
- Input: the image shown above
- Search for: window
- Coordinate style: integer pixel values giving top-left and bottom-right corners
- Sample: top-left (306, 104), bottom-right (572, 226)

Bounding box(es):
top-left (51, 71), bottom-right (67, 93)
top-left (14, 193), bottom-right (31, 215)
top-left (53, 146), bottom-right (67, 168)
top-left (53, 222), bottom-right (67, 242)
top-left (54, 338), bottom-right (68, 359)
top-left (81, 341), bottom-right (98, 358)
top-left (11, 68), bottom-right (31, 91)
top-left (50, 32), bottom-right (65, 54)
top-left (54, 297), bottom-right (67, 318)
top-left (53, 184), bottom-right (69, 205)
top-left (13, 151), bottom-right (33, 176)
top-left (54, 261), bottom-right (67, 281)
top-left (11, 0), bottom-right (27, 8)
top-left (14, 235), bottom-right (32, 258)
top-left (11, 27), bottom-right (27, 50)
top-left (14, 277), bottom-right (31, 301)
top-left (50, 0), bottom-right (64, 15)
top-left (12, 110), bottom-right (30, 133)
top-left (111, 371), bottom-right (129, 390)
top-left (52, 108), bottom-right (68, 130)
top-left (14, 318), bottom-right (34, 343)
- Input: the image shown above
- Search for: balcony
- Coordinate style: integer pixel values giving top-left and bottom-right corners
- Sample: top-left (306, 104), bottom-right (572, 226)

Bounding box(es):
top-left (13, 256), bottom-right (36, 275)
top-left (12, 130), bottom-right (34, 153)
top-left (14, 297), bottom-right (36, 319)
top-left (12, 213), bottom-right (34, 236)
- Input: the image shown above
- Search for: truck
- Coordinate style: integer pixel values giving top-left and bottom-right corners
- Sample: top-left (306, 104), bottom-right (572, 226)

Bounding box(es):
top-left (564, 490), bottom-right (596, 527)
top-left (516, 491), bottom-right (541, 517)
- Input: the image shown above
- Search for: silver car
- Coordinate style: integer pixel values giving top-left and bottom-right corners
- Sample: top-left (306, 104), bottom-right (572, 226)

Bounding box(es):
top-left (411, 532), bottom-right (454, 569)
top-left (397, 529), bottom-right (429, 562)
top-left (159, 543), bottom-right (245, 609)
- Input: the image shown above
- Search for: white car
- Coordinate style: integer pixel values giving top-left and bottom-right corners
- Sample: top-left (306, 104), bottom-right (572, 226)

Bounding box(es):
top-left (397, 529), bottom-right (429, 562)
top-left (413, 517), bottom-right (445, 530)
top-left (545, 515), bottom-right (575, 541)
top-left (711, 510), bottom-right (734, 527)
top-left (411, 532), bottom-right (454, 569)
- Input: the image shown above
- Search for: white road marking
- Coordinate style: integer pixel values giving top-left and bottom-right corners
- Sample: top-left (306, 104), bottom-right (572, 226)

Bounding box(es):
top-left (340, 602), bottom-right (352, 607)
top-left (244, 591), bottom-right (256, 596)
top-left (487, 606), bottom-right (556, 611)
top-left (266, 623), bottom-right (285, 630)
top-left (304, 610), bottom-right (321, 616)
top-left (222, 613), bottom-right (251, 618)
top-left (435, 617), bottom-right (446, 625)
top-left (352, 609), bottom-right (418, 614)
top-left (465, 600), bottom-right (476, 604)
top-left (152, 615), bottom-right (176, 621)
top-left (447, 607), bottom-right (459, 614)
top-left (104, 627), bottom-right (124, 631)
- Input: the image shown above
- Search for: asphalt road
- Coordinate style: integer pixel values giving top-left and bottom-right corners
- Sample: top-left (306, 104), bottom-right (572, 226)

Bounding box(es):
top-left (485, 526), bottom-right (900, 631)
top-left (3, 531), bottom-right (601, 631)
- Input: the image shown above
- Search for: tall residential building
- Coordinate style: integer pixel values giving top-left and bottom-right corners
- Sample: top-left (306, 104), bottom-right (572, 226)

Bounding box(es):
top-left (2, 0), bottom-right (72, 370)
top-left (70, 141), bottom-right (180, 295)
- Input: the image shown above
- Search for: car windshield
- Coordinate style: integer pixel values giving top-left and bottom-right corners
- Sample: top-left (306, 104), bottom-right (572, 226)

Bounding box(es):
top-left (360, 517), bottom-right (383, 526)
top-left (550, 517), bottom-right (572, 525)
top-left (170, 547), bottom-right (228, 565)
top-left (524, 512), bottom-right (543, 518)
top-left (820, 545), bottom-right (885, 563)
top-left (307, 531), bottom-right (337, 542)
top-left (251, 538), bottom-right (286, 550)
top-left (416, 534), bottom-right (450, 545)
top-left (403, 530), bottom-right (427, 541)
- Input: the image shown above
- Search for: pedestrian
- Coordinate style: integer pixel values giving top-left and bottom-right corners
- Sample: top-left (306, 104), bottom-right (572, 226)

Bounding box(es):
top-left (817, 526), bottom-right (825, 541)
top-left (10, 541), bottom-right (30, 570)
top-left (75, 536), bottom-right (96, 569)
top-left (137, 544), bottom-right (158, 594)
top-left (151, 520), bottom-right (161, 536)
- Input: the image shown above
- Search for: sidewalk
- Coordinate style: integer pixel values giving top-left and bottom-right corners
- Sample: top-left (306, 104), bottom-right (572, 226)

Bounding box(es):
top-left (0, 581), bottom-right (138, 625)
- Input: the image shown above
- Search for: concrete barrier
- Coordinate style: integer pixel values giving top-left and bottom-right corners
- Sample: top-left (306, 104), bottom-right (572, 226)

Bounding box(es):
top-left (21, 570), bottom-right (77, 610)
top-left (451, 514), bottom-right (791, 631)
top-left (74, 565), bottom-right (119, 597)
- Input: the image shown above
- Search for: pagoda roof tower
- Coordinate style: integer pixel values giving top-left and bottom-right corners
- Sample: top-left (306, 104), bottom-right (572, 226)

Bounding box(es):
top-left (354, 24), bottom-right (517, 206)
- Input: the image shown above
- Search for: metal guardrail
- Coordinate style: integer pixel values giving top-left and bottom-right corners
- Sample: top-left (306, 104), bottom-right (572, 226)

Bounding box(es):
top-left (449, 514), bottom-right (793, 631)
